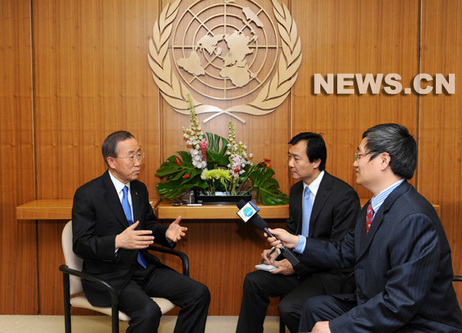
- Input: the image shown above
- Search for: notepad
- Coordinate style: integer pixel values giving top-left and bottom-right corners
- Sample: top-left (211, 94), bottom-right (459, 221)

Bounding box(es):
top-left (255, 263), bottom-right (278, 272)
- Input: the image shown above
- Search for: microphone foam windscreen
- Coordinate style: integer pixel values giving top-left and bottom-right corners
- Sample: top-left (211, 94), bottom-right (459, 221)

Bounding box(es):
top-left (236, 200), bottom-right (246, 209)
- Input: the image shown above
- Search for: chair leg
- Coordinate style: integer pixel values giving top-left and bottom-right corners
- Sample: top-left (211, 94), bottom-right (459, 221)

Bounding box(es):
top-left (111, 315), bottom-right (119, 333)
top-left (111, 303), bottom-right (119, 333)
top-left (64, 303), bottom-right (72, 333)
top-left (62, 273), bottom-right (72, 333)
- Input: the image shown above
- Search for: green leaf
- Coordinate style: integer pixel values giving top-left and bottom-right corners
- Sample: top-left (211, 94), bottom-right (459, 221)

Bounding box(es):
top-left (249, 166), bottom-right (289, 205)
top-left (155, 151), bottom-right (205, 200)
top-left (205, 132), bottom-right (229, 166)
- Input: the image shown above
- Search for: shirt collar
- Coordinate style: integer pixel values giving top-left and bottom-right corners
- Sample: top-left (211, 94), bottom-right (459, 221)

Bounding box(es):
top-left (108, 170), bottom-right (130, 195)
top-left (303, 170), bottom-right (325, 198)
top-left (370, 179), bottom-right (404, 213)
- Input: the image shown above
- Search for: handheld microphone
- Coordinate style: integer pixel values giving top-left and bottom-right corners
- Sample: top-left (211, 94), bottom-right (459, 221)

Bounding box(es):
top-left (236, 200), bottom-right (299, 267)
top-left (236, 200), bottom-right (276, 238)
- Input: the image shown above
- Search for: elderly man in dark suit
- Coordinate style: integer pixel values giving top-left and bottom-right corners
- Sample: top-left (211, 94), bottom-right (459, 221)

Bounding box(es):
top-left (236, 132), bottom-right (360, 333)
top-left (72, 131), bottom-right (210, 333)
top-left (268, 124), bottom-right (462, 333)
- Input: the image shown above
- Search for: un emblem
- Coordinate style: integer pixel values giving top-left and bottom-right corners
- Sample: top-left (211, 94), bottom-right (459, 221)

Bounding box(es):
top-left (148, 0), bottom-right (302, 123)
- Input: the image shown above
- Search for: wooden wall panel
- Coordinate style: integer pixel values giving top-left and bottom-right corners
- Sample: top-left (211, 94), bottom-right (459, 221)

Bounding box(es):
top-left (31, 0), bottom-right (161, 314)
top-left (291, 0), bottom-right (419, 199)
top-left (33, 0), bottom-right (161, 198)
top-left (419, 0), bottom-right (462, 305)
top-left (2, 0), bottom-right (462, 317)
top-left (0, 0), bottom-right (37, 314)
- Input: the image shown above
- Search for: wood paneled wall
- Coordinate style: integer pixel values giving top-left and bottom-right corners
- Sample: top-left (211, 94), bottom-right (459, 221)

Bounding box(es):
top-left (1, 0), bottom-right (462, 316)
top-left (419, 0), bottom-right (462, 304)
top-left (0, 0), bottom-right (37, 314)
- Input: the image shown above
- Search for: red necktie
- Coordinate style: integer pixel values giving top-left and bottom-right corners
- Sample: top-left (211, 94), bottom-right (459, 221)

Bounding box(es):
top-left (366, 202), bottom-right (374, 233)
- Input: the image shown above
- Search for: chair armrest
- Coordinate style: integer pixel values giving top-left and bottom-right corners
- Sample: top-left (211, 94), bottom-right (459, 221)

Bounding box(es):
top-left (453, 275), bottom-right (462, 282)
top-left (148, 246), bottom-right (189, 277)
top-left (59, 264), bottom-right (121, 329)
top-left (59, 264), bottom-right (119, 306)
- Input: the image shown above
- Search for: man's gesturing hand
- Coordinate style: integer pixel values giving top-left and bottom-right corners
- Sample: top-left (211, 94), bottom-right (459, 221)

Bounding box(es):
top-left (166, 216), bottom-right (187, 243)
top-left (115, 221), bottom-right (154, 249)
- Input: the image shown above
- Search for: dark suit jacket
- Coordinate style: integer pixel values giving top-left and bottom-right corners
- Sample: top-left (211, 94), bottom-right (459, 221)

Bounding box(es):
top-left (304, 181), bottom-right (462, 332)
top-left (72, 170), bottom-right (173, 306)
top-left (286, 171), bottom-right (360, 292)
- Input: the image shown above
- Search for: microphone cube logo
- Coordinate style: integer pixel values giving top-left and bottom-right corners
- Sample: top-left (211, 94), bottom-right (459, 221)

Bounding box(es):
top-left (237, 201), bottom-right (260, 223)
top-left (244, 206), bottom-right (255, 217)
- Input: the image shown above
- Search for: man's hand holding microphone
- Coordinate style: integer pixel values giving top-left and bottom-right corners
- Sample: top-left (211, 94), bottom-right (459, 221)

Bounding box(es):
top-left (264, 228), bottom-right (299, 250)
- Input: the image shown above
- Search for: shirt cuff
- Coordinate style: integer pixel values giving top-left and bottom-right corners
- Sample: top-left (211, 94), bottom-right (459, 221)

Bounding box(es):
top-left (294, 235), bottom-right (306, 254)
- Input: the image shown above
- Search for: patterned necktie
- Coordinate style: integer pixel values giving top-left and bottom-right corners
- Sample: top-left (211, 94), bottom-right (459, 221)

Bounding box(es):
top-left (122, 186), bottom-right (147, 268)
top-left (302, 186), bottom-right (313, 236)
top-left (366, 201), bottom-right (374, 234)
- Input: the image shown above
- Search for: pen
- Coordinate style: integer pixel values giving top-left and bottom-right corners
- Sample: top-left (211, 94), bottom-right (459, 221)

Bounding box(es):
top-left (259, 247), bottom-right (277, 264)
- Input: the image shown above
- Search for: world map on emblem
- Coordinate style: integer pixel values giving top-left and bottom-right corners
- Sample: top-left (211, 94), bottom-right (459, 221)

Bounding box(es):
top-left (172, 0), bottom-right (279, 101)
top-left (178, 30), bottom-right (256, 87)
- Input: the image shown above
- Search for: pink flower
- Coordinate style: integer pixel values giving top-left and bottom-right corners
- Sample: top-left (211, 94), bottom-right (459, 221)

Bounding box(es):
top-left (175, 157), bottom-right (181, 166)
top-left (199, 138), bottom-right (208, 162)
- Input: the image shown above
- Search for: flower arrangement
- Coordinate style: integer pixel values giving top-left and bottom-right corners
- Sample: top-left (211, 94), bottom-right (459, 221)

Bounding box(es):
top-left (155, 100), bottom-right (289, 205)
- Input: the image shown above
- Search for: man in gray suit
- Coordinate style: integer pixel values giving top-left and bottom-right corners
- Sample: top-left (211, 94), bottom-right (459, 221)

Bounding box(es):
top-left (268, 124), bottom-right (462, 333)
top-left (236, 132), bottom-right (360, 333)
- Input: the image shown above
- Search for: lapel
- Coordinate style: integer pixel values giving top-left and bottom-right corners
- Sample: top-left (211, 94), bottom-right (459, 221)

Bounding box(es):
top-left (308, 172), bottom-right (333, 236)
top-left (130, 181), bottom-right (141, 224)
top-left (356, 200), bottom-right (370, 249)
top-left (101, 171), bottom-right (129, 229)
top-left (357, 181), bottom-right (410, 260)
top-left (293, 182), bottom-right (304, 235)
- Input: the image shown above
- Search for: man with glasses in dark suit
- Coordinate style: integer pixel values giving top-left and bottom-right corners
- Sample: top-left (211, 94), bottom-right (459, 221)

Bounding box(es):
top-left (267, 124), bottom-right (462, 333)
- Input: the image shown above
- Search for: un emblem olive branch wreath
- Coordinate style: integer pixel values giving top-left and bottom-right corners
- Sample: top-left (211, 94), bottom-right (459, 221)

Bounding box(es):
top-left (148, 0), bottom-right (302, 124)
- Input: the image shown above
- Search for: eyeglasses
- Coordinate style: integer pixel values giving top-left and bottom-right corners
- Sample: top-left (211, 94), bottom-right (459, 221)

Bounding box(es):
top-left (117, 152), bottom-right (145, 163)
top-left (355, 152), bottom-right (373, 161)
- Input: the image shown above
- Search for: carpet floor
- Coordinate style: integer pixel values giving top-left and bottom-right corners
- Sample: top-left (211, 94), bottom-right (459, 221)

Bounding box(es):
top-left (0, 315), bottom-right (284, 332)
